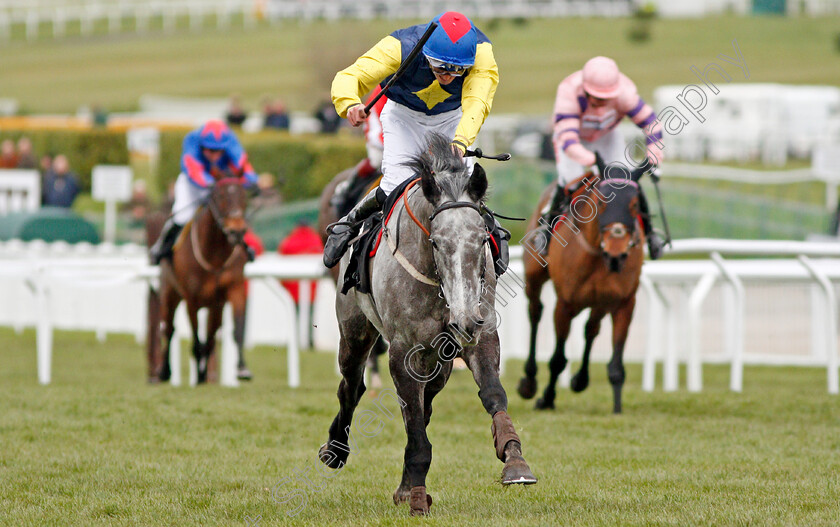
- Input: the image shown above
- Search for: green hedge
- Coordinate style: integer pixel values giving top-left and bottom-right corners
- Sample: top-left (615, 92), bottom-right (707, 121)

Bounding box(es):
top-left (0, 128), bottom-right (365, 203)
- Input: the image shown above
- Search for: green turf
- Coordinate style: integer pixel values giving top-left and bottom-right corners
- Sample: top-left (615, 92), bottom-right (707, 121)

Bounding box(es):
top-left (1, 328), bottom-right (838, 526)
top-left (1, 16), bottom-right (839, 115)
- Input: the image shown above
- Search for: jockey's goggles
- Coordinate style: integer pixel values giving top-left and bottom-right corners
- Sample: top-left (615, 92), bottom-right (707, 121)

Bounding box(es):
top-left (426, 56), bottom-right (469, 77)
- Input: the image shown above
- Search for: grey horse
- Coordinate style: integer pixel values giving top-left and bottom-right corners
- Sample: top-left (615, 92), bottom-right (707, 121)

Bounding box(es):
top-left (318, 133), bottom-right (537, 516)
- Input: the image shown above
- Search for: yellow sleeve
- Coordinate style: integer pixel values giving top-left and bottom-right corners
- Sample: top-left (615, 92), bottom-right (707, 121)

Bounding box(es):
top-left (331, 36), bottom-right (402, 118)
top-left (453, 42), bottom-right (499, 152)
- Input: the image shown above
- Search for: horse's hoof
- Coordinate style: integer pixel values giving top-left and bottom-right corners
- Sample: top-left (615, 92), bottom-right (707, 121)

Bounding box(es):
top-left (147, 376), bottom-right (160, 384)
top-left (534, 397), bottom-right (554, 411)
top-left (502, 457), bottom-right (538, 485)
top-left (237, 367), bottom-right (253, 381)
top-left (570, 372), bottom-right (589, 393)
top-left (393, 486), bottom-right (411, 505)
top-left (517, 376), bottom-right (538, 399)
top-left (318, 442), bottom-right (348, 469)
top-left (409, 486), bottom-right (432, 516)
top-left (157, 369), bottom-right (171, 382)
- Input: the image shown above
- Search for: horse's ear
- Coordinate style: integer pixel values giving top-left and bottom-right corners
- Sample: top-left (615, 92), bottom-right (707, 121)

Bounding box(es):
top-left (467, 163), bottom-right (488, 202)
top-left (420, 170), bottom-right (441, 205)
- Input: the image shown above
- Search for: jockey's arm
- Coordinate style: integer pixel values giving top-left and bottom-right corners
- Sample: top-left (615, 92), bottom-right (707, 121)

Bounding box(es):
top-left (551, 80), bottom-right (596, 167)
top-left (622, 94), bottom-right (664, 167)
top-left (332, 36), bottom-right (401, 126)
top-left (451, 42), bottom-right (499, 154)
top-left (182, 151), bottom-right (215, 188)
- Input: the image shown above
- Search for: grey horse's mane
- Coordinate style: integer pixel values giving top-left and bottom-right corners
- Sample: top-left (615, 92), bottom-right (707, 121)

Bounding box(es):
top-left (404, 133), bottom-right (484, 203)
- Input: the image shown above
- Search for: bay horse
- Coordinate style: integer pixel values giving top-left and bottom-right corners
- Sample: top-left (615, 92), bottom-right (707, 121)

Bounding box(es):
top-left (318, 133), bottom-right (536, 516)
top-left (517, 165), bottom-right (644, 414)
top-left (150, 178), bottom-right (252, 384)
top-left (317, 165), bottom-right (388, 390)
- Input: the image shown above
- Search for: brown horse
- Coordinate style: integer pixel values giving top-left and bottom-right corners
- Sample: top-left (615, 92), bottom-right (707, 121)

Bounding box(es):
top-left (150, 178), bottom-right (252, 384)
top-left (317, 165), bottom-right (388, 388)
top-left (517, 168), bottom-right (644, 413)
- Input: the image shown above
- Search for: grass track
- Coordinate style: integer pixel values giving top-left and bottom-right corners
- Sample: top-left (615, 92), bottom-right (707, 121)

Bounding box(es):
top-left (1, 328), bottom-right (839, 526)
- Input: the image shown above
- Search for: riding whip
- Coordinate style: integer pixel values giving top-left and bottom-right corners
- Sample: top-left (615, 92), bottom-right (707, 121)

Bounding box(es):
top-left (650, 173), bottom-right (672, 246)
top-left (465, 148), bottom-right (511, 161)
top-left (364, 22), bottom-right (438, 114)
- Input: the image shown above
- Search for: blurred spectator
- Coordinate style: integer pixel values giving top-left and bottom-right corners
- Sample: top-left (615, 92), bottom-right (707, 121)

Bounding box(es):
top-left (92, 103), bottom-right (108, 127)
top-left (314, 99), bottom-right (341, 134)
top-left (252, 172), bottom-right (282, 209)
top-left (16, 137), bottom-right (37, 169)
top-left (125, 179), bottom-right (150, 226)
top-left (39, 154), bottom-right (53, 177)
top-left (263, 98), bottom-right (290, 130)
top-left (42, 154), bottom-right (80, 208)
top-left (0, 139), bottom-right (17, 168)
top-left (226, 94), bottom-right (247, 127)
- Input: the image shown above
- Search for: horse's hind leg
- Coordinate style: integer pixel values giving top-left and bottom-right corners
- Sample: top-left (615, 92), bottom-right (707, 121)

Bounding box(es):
top-left (608, 297), bottom-right (636, 414)
top-left (463, 332), bottom-right (537, 486)
top-left (318, 315), bottom-right (378, 470)
top-left (536, 302), bottom-right (577, 410)
top-left (228, 282), bottom-right (252, 380)
top-left (517, 258), bottom-right (550, 399)
top-left (366, 335), bottom-right (388, 394)
top-left (570, 308), bottom-right (607, 393)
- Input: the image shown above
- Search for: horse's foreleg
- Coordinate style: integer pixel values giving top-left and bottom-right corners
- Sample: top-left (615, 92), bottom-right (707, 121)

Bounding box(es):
top-left (186, 304), bottom-right (208, 384)
top-left (463, 333), bottom-right (537, 486)
top-left (157, 283), bottom-right (180, 383)
top-left (319, 317), bottom-right (378, 470)
top-left (147, 286), bottom-right (161, 383)
top-left (388, 354), bottom-right (435, 516)
top-left (536, 302), bottom-right (576, 410)
top-left (392, 360), bottom-right (450, 507)
top-left (570, 308), bottom-right (607, 393)
top-left (608, 297), bottom-right (636, 414)
top-left (518, 270), bottom-right (548, 400)
top-left (203, 302), bottom-right (225, 384)
top-left (228, 283), bottom-right (252, 381)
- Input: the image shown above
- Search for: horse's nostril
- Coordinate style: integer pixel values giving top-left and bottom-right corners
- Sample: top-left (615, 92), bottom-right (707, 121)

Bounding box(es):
top-left (475, 319), bottom-right (485, 326)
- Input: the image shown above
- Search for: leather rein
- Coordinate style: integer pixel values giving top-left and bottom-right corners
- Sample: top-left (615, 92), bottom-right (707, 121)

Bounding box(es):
top-left (192, 178), bottom-right (245, 273)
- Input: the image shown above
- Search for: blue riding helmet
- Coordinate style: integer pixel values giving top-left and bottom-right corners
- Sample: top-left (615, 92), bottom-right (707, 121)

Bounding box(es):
top-left (198, 120), bottom-right (234, 151)
top-left (422, 11), bottom-right (477, 68)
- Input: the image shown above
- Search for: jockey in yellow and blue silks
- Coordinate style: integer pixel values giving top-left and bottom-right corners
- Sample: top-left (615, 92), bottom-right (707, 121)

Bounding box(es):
top-left (323, 11), bottom-right (499, 268)
top-left (150, 120), bottom-right (258, 264)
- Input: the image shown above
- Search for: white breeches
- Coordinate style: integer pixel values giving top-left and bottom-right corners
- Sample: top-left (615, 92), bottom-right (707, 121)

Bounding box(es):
top-left (379, 100), bottom-right (473, 195)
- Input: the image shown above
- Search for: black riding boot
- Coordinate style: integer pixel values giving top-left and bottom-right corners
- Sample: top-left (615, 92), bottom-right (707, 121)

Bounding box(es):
top-left (536, 184), bottom-right (570, 256)
top-left (149, 219), bottom-right (183, 265)
top-left (484, 213), bottom-right (511, 276)
top-left (638, 187), bottom-right (665, 260)
top-left (323, 187), bottom-right (385, 268)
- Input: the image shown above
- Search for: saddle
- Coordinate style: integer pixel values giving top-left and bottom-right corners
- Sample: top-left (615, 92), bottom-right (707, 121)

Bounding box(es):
top-left (340, 178), bottom-right (511, 295)
top-left (340, 177), bottom-right (415, 295)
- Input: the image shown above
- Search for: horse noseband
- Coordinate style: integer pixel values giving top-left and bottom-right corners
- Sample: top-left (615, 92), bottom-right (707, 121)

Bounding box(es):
top-left (599, 222), bottom-right (639, 251)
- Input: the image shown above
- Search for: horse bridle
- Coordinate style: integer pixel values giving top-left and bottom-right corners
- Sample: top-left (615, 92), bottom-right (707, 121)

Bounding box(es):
top-left (194, 178), bottom-right (247, 272)
top-left (396, 181), bottom-right (490, 303)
